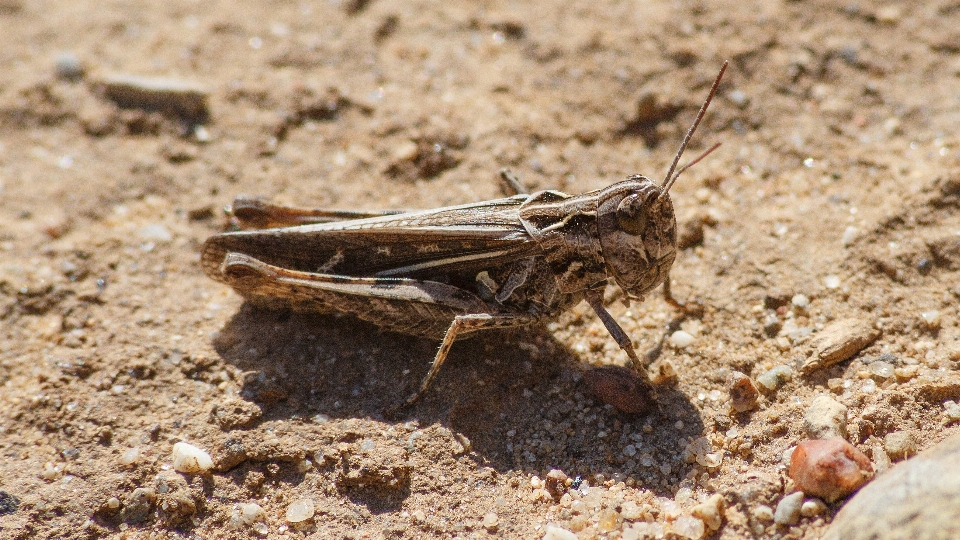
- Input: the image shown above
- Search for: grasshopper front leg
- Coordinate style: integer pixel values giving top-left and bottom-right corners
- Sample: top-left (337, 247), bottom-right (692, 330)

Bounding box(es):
top-left (661, 272), bottom-right (704, 317)
top-left (584, 289), bottom-right (644, 371)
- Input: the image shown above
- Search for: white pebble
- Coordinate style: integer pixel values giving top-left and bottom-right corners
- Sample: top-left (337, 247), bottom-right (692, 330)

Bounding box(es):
top-left (921, 311), bottom-right (941, 328)
top-left (55, 51), bottom-right (84, 80)
top-left (841, 226), bottom-right (858, 246)
top-left (621, 500), bottom-right (643, 520)
top-left (791, 294), bottom-right (810, 308)
top-left (392, 140), bottom-right (419, 161)
top-left (698, 452), bottom-right (722, 468)
top-left (824, 275), bottom-right (841, 289)
top-left (138, 224), bottom-right (173, 242)
top-left (944, 400), bottom-right (960, 422)
top-left (286, 498), bottom-right (315, 523)
top-left (240, 502), bottom-right (265, 525)
top-left (868, 361), bottom-right (895, 379)
top-left (482, 512), bottom-right (499, 531)
top-left (171, 442), bottom-right (213, 473)
top-left (41, 462), bottom-right (62, 480)
top-left (120, 447), bottom-right (140, 467)
top-left (542, 525), bottom-right (578, 540)
top-left (774, 492), bottom-right (804, 525)
top-left (756, 365), bottom-right (794, 390)
top-left (671, 515), bottom-right (706, 539)
top-left (800, 498), bottom-right (827, 517)
top-left (670, 330), bottom-right (695, 348)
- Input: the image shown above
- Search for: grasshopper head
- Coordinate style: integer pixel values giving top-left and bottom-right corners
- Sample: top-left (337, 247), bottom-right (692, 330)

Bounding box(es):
top-left (596, 176), bottom-right (677, 300)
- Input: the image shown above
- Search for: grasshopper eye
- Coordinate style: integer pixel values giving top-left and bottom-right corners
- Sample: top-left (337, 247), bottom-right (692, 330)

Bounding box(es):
top-left (616, 193), bottom-right (650, 235)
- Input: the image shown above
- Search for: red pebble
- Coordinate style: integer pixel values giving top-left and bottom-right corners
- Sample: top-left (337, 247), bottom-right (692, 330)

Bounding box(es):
top-left (582, 366), bottom-right (656, 414)
top-left (789, 438), bottom-right (874, 502)
top-left (727, 371), bottom-right (759, 413)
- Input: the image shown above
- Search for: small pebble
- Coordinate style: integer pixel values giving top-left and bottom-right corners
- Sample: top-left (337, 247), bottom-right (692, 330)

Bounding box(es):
top-left (824, 275), bottom-right (841, 289)
top-left (944, 400), bottom-right (960, 422)
top-left (598, 508), bottom-right (620, 531)
top-left (55, 51), bottom-right (84, 80)
top-left (752, 505), bottom-right (775, 522)
top-left (791, 294), bottom-right (810, 308)
top-left (920, 310), bottom-right (941, 329)
top-left (894, 365), bottom-right (919, 380)
top-left (875, 5), bottom-right (901, 23)
top-left (620, 500), bottom-right (643, 520)
top-left (240, 503), bottom-right (265, 525)
top-left (545, 469), bottom-right (568, 499)
top-left (106, 497), bottom-right (121, 510)
top-left (285, 498), bottom-right (315, 523)
top-left (670, 330), bottom-right (695, 348)
top-left (841, 226), bottom-right (858, 246)
top-left (482, 512), bottom-right (499, 531)
top-left (868, 361), bottom-right (895, 380)
top-left (804, 395), bottom-right (848, 440)
top-left (871, 442), bottom-right (892, 474)
top-left (774, 492), bottom-right (805, 525)
top-left (171, 442), bottom-right (213, 474)
top-left (671, 515), bottom-right (705, 539)
top-left (624, 522), bottom-right (665, 539)
top-left (763, 315), bottom-right (782, 337)
top-left (542, 525), bottom-right (578, 540)
top-left (138, 224), bottom-right (173, 242)
top-left (691, 494), bottom-right (724, 531)
top-left (582, 366), bottom-right (655, 414)
top-left (756, 365), bottom-right (794, 390)
top-left (789, 439), bottom-right (873, 502)
top-left (801, 318), bottom-right (880, 374)
top-left (120, 447), bottom-right (140, 467)
top-left (392, 140), bottom-right (419, 161)
top-left (101, 73), bottom-right (209, 122)
top-left (728, 89), bottom-right (749, 108)
top-left (727, 371), bottom-right (760, 413)
top-left (800, 498), bottom-right (827, 517)
top-left (883, 431), bottom-right (917, 461)
top-left (0, 491), bottom-right (20, 516)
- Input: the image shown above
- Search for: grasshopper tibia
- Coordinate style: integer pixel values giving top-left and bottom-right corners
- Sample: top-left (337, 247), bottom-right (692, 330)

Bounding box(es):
top-left (388, 312), bottom-right (539, 416)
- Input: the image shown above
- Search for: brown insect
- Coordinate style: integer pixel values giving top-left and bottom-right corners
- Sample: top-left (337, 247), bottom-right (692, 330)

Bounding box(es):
top-left (202, 62), bottom-right (726, 412)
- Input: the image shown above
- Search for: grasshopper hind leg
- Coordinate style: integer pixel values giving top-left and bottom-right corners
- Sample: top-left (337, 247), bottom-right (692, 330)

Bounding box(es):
top-left (229, 195), bottom-right (406, 229)
top-left (388, 312), bottom-right (538, 416)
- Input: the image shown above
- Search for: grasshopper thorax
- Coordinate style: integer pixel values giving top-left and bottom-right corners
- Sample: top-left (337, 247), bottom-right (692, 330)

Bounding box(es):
top-left (597, 175), bottom-right (677, 301)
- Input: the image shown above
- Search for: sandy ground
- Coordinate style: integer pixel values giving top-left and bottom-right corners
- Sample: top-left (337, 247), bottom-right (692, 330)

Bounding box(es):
top-left (2, 0), bottom-right (960, 538)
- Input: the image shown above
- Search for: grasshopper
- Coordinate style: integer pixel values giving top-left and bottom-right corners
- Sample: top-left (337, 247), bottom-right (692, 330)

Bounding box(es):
top-left (202, 62), bottom-right (726, 411)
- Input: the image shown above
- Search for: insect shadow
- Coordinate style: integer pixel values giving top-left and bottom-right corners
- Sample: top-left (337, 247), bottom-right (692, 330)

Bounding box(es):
top-left (213, 303), bottom-right (704, 498)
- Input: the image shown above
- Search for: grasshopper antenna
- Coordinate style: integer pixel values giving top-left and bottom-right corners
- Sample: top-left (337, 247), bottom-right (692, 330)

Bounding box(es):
top-left (660, 60), bottom-right (728, 197)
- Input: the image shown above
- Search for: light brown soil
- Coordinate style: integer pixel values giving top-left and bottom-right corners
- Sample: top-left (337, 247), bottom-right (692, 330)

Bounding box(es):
top-left (2, 1), bottom-right (960, 539)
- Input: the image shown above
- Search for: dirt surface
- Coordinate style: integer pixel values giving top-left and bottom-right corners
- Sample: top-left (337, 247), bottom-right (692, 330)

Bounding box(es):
top-left (2, 1), bottom-right (960, 539)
